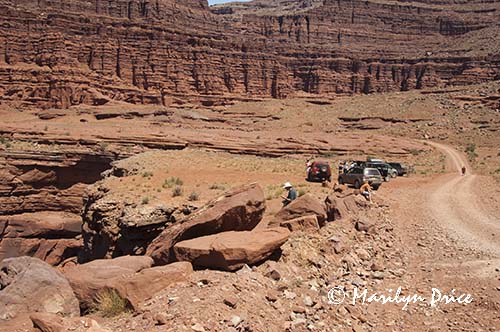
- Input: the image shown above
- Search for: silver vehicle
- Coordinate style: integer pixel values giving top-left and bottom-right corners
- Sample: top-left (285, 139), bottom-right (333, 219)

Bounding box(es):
top-left (338, 167), bottom-right (383, 190)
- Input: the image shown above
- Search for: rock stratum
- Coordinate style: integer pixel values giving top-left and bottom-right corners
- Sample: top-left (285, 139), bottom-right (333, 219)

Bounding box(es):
top-left (1, 0), bottom-right (500, 109)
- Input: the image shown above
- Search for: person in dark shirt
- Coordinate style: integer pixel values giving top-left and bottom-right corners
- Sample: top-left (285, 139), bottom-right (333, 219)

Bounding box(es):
top-left (282, 182), bottom-right (297, 206)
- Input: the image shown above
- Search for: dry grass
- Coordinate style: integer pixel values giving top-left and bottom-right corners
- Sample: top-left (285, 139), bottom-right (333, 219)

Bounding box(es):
top-left (91, 289), bottom-right (131, 317)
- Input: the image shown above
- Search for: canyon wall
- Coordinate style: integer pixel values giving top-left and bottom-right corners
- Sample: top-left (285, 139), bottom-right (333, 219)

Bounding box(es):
top-left (0, 0), bottom-right (499, 108)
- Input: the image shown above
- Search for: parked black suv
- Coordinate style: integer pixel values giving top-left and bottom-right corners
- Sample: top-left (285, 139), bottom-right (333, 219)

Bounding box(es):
top-left (388, 162), bottom-right (408, 176)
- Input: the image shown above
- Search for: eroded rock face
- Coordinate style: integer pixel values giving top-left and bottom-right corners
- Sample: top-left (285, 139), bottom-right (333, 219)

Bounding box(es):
top-left (0, 0), bottom-right (499, 109)
top-left (0, 256), bottom-right (80, 320)
top-left (147, 183), bottom-right (266, 265)
top-left (0, 150), bottom-right (113, 265)
top-left (173, 228), bottom-right (290, 271)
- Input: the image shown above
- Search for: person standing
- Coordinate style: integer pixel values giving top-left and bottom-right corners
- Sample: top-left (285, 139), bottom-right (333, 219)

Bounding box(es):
top-left (282, 182), bottom-right (297, 207)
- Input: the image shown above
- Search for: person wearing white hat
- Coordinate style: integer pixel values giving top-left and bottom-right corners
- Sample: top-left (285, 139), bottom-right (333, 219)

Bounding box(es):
top-left (281, 182), bottom-right (297, 207)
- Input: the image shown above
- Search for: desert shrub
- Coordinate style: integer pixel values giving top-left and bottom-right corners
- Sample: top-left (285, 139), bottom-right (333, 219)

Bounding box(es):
top-left (142, 171), bottom-right (153, 178)
top-left (209, 183), bottom-right (226, 190)
top-left (91, 289), bottom-right (131, 317)
top-left (163, 177), bottom-right (183, 188)
top-left (298, 189), bottom-right (306, 197)
top-left (188, 192), bottom-right (199, 201)
top-left (172, 186), bottom-right (183, 197)
top-left (141, 197), bottom-right (149, 205)
top-left (465, 143), bottom-right (478, 160)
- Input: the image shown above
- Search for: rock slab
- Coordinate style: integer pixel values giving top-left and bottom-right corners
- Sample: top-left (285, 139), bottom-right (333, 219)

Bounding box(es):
top-left (174, 228), bottom-right (290, 271)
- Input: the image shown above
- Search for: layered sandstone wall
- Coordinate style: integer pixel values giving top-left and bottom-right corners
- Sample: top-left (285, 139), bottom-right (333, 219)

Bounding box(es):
top-left (0, 0), bottom-right (499, 108)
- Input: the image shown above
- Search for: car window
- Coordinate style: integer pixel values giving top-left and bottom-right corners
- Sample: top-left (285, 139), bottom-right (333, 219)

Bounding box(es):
top-left (365, 169), bottom-right (380, 176)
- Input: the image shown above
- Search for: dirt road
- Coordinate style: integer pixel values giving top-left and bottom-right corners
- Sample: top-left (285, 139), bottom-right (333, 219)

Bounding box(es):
top-left (426, 141), bottom-right (500, 256)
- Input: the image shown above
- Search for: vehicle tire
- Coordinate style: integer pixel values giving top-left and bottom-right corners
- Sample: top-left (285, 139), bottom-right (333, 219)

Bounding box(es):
top-left (338, 177), bottom-right (344, 185)
top-left (354, 180), bottom-right (361, 189)
top-left (390, 170), bottom-right (397, 178)
top-left (384, 176), bottom-right (390, 182)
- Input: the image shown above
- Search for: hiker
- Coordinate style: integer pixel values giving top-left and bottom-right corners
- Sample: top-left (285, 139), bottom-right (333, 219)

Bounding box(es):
top-left (359, 180), bottom-right (373, 203)
top-left (461, 166), bottom-right (466, 176)
top-left (281, 182), bottom-right (297, 207)
top-left (306, 158), bottom-right (313, 174)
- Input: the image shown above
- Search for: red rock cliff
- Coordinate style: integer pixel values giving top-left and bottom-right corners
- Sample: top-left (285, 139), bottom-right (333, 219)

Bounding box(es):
top-left (0, 0), bottom-right (499, 108)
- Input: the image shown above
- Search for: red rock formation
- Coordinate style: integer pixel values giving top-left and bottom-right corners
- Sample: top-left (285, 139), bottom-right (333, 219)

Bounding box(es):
top-left (0, 150), bottom-right (113, 264)
top-left (0, 0), bottom-right (499, 108)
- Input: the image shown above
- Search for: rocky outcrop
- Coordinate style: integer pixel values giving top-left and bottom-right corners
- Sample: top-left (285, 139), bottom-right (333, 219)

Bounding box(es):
top-left (173, 228), bottom-right (290, 271)
top-left (0, 0), bottom-right (499, 109)
top-left (147, 183), bottom-right (266, 265)
top-left (0, 149), bottom-right (113, 265)
top-left (271, 194), bottom-right (327, 227)
top-left (0, 256), bottom-right (80, 321)
top-left (63, 256), bottom-right (192, 311)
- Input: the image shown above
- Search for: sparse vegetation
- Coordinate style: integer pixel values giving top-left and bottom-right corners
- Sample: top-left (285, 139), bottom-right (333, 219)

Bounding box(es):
top-left (465, 143), bottom-right (478, 160)
top-left (91, 289), bottom-right (131, 318)
top-left (142, 171), bottom-right (154, 178)
top-left (163, 177), bottom-right (183, 189)
top-left (172, 186), bottom-right (183, 197)
top-left (209, 183), bottom-right (227, 190)
top-left (188, 191), bottom-right (199, 201)
top-left (298, 188), bottom-right (306, 197)
top-left (141, 196), bottom-right (149, 205)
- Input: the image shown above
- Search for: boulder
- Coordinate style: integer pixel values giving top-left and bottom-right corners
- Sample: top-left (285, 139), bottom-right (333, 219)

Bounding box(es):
top-left (271, 194), bottom-right (326, 227)
top-left (63, 255), bottom-right (153, 310)
top-left (147, 183), bottom-right (265, 265)
top-left (355, 217), bottom-right (376, 234)
top-left (30, 313), bottom-right (65, 332)
top-left (0, 212), bottom-right (82, 266)
top-left (173, 228), bottom-right (290, 271)
top-left (64, 256), bottom-right (191, 311)
top-left (325, 193), bottom-right (369, 222)
top-left (0, 257), bottom-right (80, 321)
top-left (112, 262), bottom-right (193, 310)
top-left (279, 215), bottom-right (320, 232)
top-left (30, 314), bottom-right (112, 332)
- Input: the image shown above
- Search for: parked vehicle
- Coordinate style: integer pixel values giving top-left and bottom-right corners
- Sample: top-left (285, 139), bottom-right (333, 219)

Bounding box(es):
top-left (365, 162), bottom-right (396, 181)
top-left (307, 161), bottom-right (332, 182)
top-left (338, 167), bottom-right (383, 190)
top-left (388, 162), bottom-right (408, 176)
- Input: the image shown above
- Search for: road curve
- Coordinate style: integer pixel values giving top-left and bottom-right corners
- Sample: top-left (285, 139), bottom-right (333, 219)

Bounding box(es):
top-left (426, 141), bottom-right (500, 256)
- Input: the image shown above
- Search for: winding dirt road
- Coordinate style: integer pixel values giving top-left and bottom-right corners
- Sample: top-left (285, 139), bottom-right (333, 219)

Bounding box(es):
top-left (426, 142), bottom-right (500, 256)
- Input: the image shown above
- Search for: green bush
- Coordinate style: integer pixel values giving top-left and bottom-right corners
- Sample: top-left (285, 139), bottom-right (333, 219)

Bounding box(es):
top-left (465, 143), bottom-right (478, 160)
top-left (163, 177), bottom-right (183, 188)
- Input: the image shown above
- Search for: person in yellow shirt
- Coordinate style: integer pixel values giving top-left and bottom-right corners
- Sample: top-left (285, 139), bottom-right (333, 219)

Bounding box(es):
top-left (359, 181), bottom-right (373, 203)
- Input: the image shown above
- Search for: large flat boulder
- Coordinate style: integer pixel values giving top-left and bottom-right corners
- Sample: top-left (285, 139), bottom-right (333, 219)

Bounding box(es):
top-left (63, 256), bottom-right (191, 311)
top-left (147, 183), bottom-right (266, 265)
top-left (173, 228), bottom-right (290, 271)
top-left (270, 194), bottom-right (326, 227)
top-left (112, 262), bottom-right (193, 310)
top-left (63, 255), bottom-right (153, 310)
top-left (0, 257), bottom-right (80, 321)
